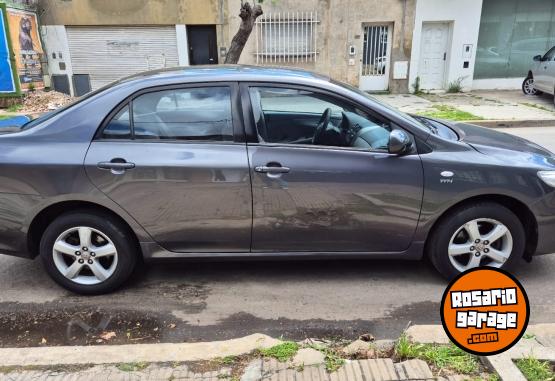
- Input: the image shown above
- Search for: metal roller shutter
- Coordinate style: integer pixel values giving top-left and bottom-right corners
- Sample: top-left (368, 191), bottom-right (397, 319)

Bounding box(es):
top-left (66, 26), bottom-right (179, 90)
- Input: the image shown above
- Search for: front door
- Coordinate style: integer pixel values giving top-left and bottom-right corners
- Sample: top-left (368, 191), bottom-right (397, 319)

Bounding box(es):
top-left (244, 84), bottom-right (424, 253)
top-left (535, 46), bottom-right (555, 93)
top-left (359, 24), bottom-right (392, 91)
top-left (419, 22), bottom-right (450, 90)
top-left (187, 26), bottom-right (218, 65)
top-left (85, 83), bottom-right (251, 252)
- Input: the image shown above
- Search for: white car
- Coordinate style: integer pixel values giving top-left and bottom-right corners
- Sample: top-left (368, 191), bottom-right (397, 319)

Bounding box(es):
top-left (522, 46), bottom-right (555, 103)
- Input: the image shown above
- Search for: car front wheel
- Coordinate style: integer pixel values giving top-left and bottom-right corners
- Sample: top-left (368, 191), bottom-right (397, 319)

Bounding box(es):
top-left (40, 211), bottom-right (137, 294)
top-left (427, 202), bottom-right (525, 280)
top-left (522, 77), bottom-right (539, 95)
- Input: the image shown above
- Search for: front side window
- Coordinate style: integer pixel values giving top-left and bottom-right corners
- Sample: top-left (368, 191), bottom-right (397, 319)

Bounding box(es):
top-left (543, 46), bottom-right (555, 61)
top-left (249, 87), bottom-right (391, 150)
top-left (132, 87), bottom-right (233, 141)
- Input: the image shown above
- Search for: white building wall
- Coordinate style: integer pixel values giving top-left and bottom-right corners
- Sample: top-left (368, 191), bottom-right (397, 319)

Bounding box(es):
top-left (409, 0), bottom-right (483, 92)
top-left (175, 25), bottom-right (190, 66)
top-left (40, 25), bottom-right (75, 95)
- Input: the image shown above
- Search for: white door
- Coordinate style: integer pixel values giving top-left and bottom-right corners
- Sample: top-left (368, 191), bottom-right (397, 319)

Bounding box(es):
top-left (66, 27), bottom-right (180, 90)
top-left (419, 23), bottom-right (450, 90)
top-left (359, 25), bottom-right (392, 91)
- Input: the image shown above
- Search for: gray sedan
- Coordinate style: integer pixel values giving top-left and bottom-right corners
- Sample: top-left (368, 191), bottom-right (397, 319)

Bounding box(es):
top-left (2, 66), bottom-right (555, 294)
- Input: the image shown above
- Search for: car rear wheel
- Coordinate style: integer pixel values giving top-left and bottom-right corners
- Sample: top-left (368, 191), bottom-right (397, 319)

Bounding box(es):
top-left (522, 77), bottom-right (539, 95)
top-left (428, 202), bottom-right (525, 280)
top-left (40, 211), bottom-right (137, 294)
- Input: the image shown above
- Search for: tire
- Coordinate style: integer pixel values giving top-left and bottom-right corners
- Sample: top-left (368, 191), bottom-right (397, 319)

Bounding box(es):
top-left (427, 202), bottom-right (525, 280)
top-left (40, 211), bottom-right (138, 294)
top-left (522, 77), bottom-right (539, 95)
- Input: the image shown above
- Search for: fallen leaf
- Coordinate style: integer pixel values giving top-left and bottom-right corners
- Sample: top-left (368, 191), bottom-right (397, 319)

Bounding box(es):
top-left (100, 331), bottom-right (116, 341)
top-left (169, 324), bottom-right (176, 329)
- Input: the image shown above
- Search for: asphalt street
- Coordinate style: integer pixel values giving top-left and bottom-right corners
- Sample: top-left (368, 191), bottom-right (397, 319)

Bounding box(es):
top-left (0, 126), bottom-right (553, 347)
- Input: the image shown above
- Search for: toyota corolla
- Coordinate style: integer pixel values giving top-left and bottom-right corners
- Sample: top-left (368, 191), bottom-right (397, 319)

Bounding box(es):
top-left (1, 66), bottom-right (555, 294)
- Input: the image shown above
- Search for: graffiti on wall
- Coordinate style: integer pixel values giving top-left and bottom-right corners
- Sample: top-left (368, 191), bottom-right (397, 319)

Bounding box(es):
top-left (7, 8), bottom-right (43, 89)
top-left (0, 6), bottom-right (17, 93)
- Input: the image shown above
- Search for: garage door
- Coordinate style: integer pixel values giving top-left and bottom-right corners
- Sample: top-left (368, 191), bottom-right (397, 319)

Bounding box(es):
top-left (66, 26), bottom-right (179, 90)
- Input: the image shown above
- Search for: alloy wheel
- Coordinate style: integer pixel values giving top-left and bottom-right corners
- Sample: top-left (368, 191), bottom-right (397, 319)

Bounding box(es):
top-left (52, 226), bottom-right (118, 285)
top-left (448, 218), bottom-right (513, 273)
top-left (523, 78), bottom-right (537, 95)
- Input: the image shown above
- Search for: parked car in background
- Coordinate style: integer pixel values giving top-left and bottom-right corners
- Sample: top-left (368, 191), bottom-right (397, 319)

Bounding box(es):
top-left (522, 46), bottom-right (555, 102)
top-left (1, 66), bottom-right (555, 294)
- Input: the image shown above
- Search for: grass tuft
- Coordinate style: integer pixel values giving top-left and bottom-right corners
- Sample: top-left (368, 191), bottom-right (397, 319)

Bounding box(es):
top-left (116, 362), bottom-right (149, 372)
top-left (417, 104), bottom-right (483, 121)
top-left (395, 335), bottom-right (480, 375)
top-left (515, 357), bottom-right (554, 381)
top-left (259, 342), bottom-right (299, 362)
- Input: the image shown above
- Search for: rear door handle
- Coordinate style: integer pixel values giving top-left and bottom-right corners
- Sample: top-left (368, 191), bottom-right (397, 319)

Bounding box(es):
top-left (97, 159), bottom-right (135, 174)
top-left (254, 166), bottom-right (290, 174)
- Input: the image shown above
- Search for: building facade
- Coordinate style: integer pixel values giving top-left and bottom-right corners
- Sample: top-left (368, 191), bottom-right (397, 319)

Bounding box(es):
top-left (32, 0), bottom-right (555, 95)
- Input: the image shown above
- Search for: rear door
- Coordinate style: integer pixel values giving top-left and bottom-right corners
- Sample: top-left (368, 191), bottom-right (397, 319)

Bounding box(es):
top-left (243, 84), bottom-right (424, 253)
top-left (85, 83), bottom-right (252, 252)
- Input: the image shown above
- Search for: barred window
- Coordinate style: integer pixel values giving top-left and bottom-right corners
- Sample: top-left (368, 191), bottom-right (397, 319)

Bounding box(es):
top-left (255, 12), bottom-right (318, 63)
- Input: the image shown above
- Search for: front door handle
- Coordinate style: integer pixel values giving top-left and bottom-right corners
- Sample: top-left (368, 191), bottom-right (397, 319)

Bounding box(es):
top-left (97, 159), bottom-right (135, 174)
top-left (254, 165), bottom-right (290, 174)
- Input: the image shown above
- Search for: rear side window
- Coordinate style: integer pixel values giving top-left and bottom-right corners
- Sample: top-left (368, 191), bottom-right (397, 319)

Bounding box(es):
top-left (133, 87), bottom-right (233, 141)
top-left (102, 105), bottom-right (131, 139)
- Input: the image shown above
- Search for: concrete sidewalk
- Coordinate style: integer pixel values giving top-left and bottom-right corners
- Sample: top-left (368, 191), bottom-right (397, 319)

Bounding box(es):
top-left (2, 325), bottom-right (554, 381)
top-left (373, 90), bottom-right (555, 127)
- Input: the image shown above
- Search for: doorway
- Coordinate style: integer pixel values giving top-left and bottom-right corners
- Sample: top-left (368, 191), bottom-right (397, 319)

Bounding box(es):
top-left (359, 24), bottom-right (392, 91)
top-left (419, 22), bottom-right (450, 90)
top-left (187, 25), bottom-right (218, 65)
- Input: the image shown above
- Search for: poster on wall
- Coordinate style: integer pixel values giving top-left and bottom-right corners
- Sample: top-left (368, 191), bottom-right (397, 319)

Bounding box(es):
top-left (6, 8), bottom-right (43, 89)
top-left (0, 7), bottom-right (17, 93)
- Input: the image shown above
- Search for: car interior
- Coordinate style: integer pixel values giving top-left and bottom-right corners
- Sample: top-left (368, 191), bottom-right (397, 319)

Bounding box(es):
top-left (249, 87), bottom-right (391, 150)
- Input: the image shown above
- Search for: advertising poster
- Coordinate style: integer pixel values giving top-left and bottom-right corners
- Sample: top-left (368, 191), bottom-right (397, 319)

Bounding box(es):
top-left (0, 6), bottom-right (17, 93)
top-left (6, 8), bottom-right (43, 89)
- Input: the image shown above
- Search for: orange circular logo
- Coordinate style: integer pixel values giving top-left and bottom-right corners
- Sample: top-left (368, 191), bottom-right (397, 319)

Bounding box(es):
top-left (440, 268), bottom-right (529, 355)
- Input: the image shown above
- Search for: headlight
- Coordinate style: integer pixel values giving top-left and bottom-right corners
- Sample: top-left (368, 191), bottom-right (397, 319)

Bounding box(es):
top-left (538, 171), bottom-right (555, 187)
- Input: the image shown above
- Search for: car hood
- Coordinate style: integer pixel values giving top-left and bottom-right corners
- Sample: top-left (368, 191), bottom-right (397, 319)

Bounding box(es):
top-left (453, 122), bottom-right (555, 167)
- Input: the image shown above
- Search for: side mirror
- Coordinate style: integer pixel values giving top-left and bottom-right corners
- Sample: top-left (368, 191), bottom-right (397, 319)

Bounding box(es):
top-left (388, 130), bottom-right (412, 155)
top-left (534, 55), bottom-right (542, 62)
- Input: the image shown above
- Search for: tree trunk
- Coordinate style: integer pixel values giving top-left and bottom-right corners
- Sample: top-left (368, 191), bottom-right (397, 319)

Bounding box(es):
top-left (224, 2), bottom-right (263, 64)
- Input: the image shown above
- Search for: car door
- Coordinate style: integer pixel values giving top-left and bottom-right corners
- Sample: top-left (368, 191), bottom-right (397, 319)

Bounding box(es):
top-left (243, 84), bottom-right (424, 253)
top-left (85, 83), bottom-right (252, 253)
top-left (535, 46), bottom-right (555, 92)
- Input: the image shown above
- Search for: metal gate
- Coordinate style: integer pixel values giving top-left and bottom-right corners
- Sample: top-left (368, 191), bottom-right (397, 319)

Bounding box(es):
top-left (66, 27), bottom-right (179, 91)
top-left (360, 25), bottom-right (392, 91)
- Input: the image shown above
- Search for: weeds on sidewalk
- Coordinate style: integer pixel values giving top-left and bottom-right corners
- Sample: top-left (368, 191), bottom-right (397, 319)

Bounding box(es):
top-left (521, 102), bottom-right (555, 114)
top-left (515, 356), bottom-right (555, 381)
top-left (395, 335), bottom-right (480, 375)
top-left (417, 104), bottom-right (483, 121)
top-left (258, 342), bottom-right (299, 362)
top-left (116, 362), bottom-right (149, 372)
top-left (6, 104), bottom-right (22, 113)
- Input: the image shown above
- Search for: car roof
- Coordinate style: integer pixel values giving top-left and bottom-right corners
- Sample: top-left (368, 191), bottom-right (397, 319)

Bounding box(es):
top-left (117, 64), bottom-right (331, 87)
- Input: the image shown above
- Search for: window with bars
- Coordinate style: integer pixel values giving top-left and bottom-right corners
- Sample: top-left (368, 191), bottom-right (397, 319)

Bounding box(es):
top-left (255, 12), bottom-right (318, 63)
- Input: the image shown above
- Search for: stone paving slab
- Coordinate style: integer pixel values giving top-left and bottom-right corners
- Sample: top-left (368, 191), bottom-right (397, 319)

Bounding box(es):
top-left (0, 358), bottom-right (438, 381)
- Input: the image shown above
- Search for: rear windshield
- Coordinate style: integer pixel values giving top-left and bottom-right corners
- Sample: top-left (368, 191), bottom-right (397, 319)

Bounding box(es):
top-left (20, 78), bottom-right (130, 131)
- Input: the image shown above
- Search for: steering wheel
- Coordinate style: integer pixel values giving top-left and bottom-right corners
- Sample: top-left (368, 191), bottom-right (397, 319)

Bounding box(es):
top-left (312, 108), bottom-right (332, 145)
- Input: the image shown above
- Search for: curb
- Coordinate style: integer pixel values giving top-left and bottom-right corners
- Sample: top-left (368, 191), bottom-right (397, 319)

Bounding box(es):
top-left (0, 333), bottom-right (282, 367)
top-left (463, 119), bottom-right (555, 128)
top-left (406, 324), bottom-right (555, 381)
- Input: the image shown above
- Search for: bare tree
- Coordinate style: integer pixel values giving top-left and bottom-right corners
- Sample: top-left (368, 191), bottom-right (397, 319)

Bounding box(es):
top-left (224, 1), bottom-right (264, 64)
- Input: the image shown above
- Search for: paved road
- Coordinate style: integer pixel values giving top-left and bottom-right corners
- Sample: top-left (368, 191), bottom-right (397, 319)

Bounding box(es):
top-left (0, 127), bottom-right (554, 348)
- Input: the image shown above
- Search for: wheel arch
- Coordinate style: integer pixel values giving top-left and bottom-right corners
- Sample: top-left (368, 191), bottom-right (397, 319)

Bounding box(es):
top-left (424, 194), bottom-right (538, 261)
top-left (27, 200), bottom-right (142, 259)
